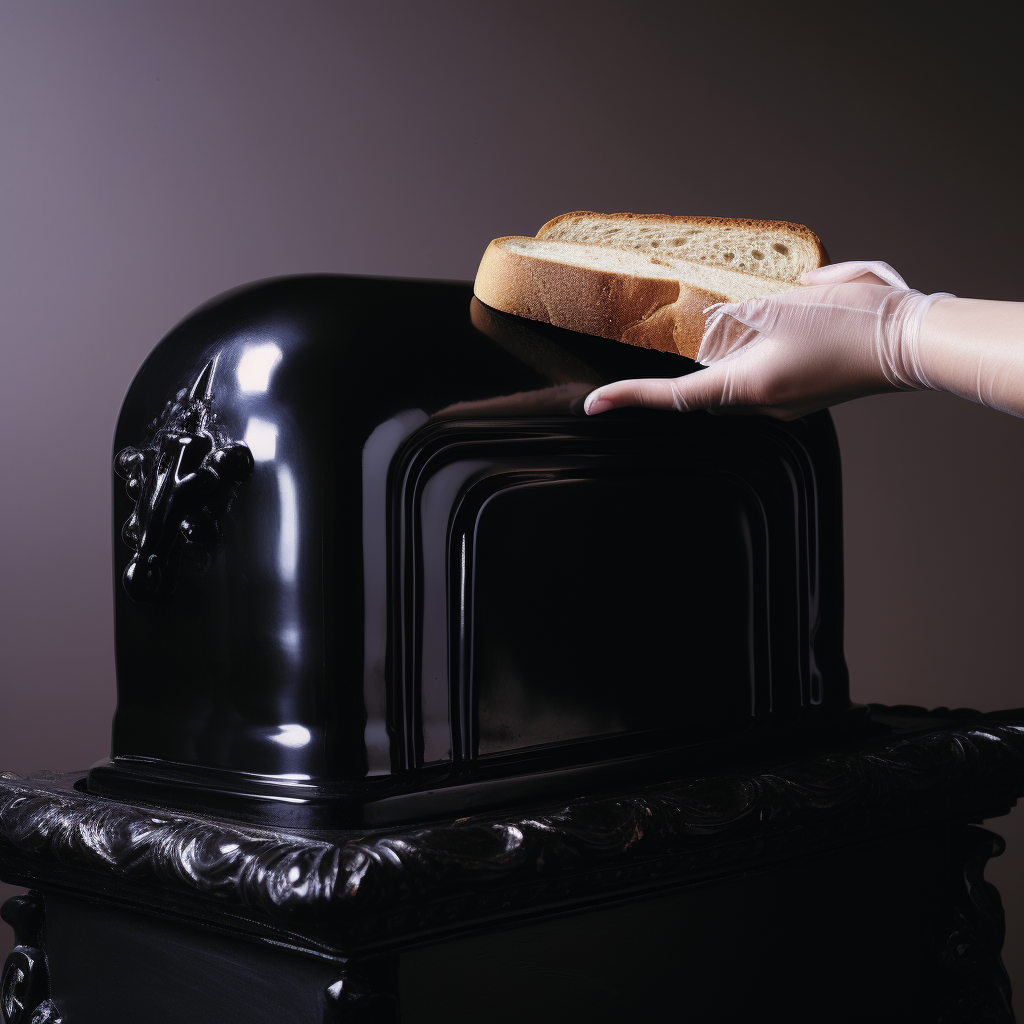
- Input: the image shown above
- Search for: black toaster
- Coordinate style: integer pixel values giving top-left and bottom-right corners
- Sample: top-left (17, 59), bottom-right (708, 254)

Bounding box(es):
top-left (87, 275), bottom-right (860, 826)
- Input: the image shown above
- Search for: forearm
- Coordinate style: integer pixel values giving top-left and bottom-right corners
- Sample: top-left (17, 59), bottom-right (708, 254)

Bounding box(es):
top-left (919, 297), bottom-right (1024, 416)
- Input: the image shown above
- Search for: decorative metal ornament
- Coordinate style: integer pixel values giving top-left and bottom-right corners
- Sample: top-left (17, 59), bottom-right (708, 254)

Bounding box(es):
top-left (115, 358), bottom-right (252, 603)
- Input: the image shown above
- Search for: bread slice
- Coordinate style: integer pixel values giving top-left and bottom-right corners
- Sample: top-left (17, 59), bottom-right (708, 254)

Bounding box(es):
top-left (538, 211), bottom-right (827, 283)
top-left (474, 235), bottom-right (800, 360)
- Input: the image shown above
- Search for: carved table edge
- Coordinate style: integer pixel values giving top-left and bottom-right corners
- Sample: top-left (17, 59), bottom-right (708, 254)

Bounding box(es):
top-left (2, 706), bottom-right (1023, 955)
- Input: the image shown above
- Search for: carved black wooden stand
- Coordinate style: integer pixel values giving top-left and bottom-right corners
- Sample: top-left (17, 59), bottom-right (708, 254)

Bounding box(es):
top-left (2, 706), bottom-right (1022, 1023)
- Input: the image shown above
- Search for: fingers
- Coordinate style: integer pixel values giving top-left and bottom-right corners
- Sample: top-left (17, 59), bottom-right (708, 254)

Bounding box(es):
top-left (586, 259), bottom-right (917, 419)
top-left (584, 378), bottom-right (680, 414)
top-left (585, 364), bottom-right (733, 415)
top-left (800, 261), bottom-right (908, 289)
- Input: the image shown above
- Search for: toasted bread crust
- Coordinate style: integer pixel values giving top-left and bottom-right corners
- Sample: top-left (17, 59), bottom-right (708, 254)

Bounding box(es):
top-left (537, 210), bottom-right (830, 268)
top-left (473, 238), bottom-right (724, 360)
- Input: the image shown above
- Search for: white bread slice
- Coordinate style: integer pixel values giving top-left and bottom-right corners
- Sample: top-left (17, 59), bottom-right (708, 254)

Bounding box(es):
top-left (538, 211), bottom-right (827, 283)
top-left (473, 236), bottom-right (797, 360)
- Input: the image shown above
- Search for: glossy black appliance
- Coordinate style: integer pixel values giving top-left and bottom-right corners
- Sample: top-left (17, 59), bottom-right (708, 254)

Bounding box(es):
top-left (87, 275), bottom-right (857, 826)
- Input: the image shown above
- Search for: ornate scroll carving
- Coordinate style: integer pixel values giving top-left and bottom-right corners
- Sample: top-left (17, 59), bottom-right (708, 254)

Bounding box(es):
top-left (27, 1003), bottom-right (61, 1024)
top-left (2, 711), bottom-right (1024, 955)
top-left (1, 948), bottom-right (47, 1024)
top-left (115, 357), bottom-right (252, 602)
top-left (1, 893), bottom-right (52, 1024)
top-left (938, 825), bottom-right (1014, 1024)
top-left (0, 897), bottom-right (42, 951)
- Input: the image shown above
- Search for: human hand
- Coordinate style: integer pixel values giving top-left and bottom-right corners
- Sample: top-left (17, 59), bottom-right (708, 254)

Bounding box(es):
top-left (583, 261), bottom-right (951, 420)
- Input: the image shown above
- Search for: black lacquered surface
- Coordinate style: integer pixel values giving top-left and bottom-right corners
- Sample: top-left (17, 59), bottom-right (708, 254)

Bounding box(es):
top-left (90, 276), bottom-right (852, 824)
top-left (470, 473), bottom-right (757, 756)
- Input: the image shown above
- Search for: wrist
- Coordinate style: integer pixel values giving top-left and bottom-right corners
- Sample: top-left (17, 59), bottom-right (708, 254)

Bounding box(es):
top-left (880, 290), bottom-right (954, 392)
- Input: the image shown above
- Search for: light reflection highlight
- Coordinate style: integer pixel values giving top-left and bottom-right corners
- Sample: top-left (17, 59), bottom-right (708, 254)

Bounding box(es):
top-left (271, 724), bottom-right (312, 749)
top-left (277, 465), bottom-right (298, 581)
top-left (236, 343), bottom-right (283, 393)
top-left (244, 417), bottom-right (278, 462)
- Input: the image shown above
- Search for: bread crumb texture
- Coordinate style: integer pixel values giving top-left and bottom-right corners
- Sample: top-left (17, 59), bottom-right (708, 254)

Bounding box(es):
top-left (538, 212), bottom-right (825, 283)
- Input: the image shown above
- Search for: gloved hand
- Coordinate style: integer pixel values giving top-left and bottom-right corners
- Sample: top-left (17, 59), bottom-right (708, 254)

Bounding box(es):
top-left (584, 261), bottom-right (953, 420)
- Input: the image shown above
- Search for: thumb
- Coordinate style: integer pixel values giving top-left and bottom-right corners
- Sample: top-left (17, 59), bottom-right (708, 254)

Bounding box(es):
top-left (800, 260), bottom-right (908, 289)
top-left (584, 366), bottom-right (732, 415)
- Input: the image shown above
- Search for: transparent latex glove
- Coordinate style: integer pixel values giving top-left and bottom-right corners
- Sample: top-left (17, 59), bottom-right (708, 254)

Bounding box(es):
top-left (584, 261), bottom-right (952, 420)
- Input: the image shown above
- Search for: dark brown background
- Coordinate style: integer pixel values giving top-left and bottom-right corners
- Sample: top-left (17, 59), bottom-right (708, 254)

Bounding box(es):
top-left (1, 0), bottom-right (1022, 994)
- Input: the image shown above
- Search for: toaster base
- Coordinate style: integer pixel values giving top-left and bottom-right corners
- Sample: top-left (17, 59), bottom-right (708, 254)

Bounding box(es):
top-left (87, 706), bottom-right (874, 829)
